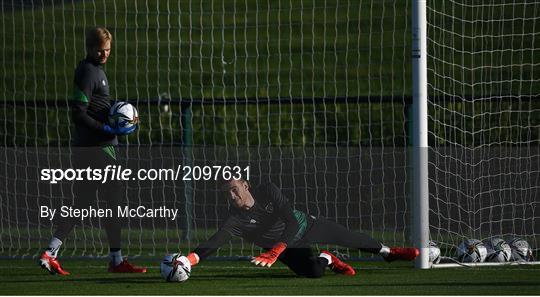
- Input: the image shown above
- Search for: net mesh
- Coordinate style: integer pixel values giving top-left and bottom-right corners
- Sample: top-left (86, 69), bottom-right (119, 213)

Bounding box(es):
top-left (427, 0), bottom-right (540, 259)
top-left (0, 0), bottom-right (411, 258)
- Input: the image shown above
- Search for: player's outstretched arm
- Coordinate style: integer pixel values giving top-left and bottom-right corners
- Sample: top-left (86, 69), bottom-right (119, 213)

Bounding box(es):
top-left (189, 229), bottom-right (232, 267)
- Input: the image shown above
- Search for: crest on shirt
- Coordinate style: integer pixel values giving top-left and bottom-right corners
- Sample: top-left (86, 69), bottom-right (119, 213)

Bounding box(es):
top-left (264, 202), bottom-right (274, 213)
top-left (102, 79), bottom-right (106, 86)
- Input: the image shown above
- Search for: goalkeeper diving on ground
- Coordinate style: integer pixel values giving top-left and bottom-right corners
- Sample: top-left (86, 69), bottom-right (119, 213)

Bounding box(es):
top-left (181, 178), bottom-right (419, 278)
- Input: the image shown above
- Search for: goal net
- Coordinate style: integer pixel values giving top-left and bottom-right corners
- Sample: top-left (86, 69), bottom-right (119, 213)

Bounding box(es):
top-left (426, 1), bottom-right (540, 264)
top-left (0, 1), bottom-right (411, 259)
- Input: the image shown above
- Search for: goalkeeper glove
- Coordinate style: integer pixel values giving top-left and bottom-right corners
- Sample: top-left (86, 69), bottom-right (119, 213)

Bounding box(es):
top-left (251, 242), bottom-right (287, 267)
top-left (186, 252), bottom-right (200, 267)
top-left (103, 124), bottom-right (137, 135)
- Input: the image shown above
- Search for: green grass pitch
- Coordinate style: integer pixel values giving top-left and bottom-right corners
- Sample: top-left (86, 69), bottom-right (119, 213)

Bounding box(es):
top-left (0, 259), bottom-right (539, 295)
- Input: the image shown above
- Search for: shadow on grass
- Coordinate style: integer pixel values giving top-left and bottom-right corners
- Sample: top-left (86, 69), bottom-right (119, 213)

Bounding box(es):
top-left (2, 276), bottom-right (155, 284)
top-left (2, 273), bottom-right (300, 284)
top-left (319, 281), bottom-right (540, 288)
top-left (194, 274), bottom-right (298, 279)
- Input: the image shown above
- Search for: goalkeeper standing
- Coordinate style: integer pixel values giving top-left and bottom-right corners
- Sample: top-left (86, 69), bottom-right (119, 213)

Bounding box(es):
top-left (182, 178), bottom-right (419, 278)
top-left (39, 26), bottom-right (145, 275)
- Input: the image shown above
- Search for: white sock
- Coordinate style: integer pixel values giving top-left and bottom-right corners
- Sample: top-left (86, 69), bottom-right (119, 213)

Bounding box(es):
top-left (46, 237), bottom-right (62, 258)
top-left (379, 245), bottom-right (391, 258)
top-left (319, 252), bottom-right (333, 266)
top-left (110, 250), bottom-right (123, 266)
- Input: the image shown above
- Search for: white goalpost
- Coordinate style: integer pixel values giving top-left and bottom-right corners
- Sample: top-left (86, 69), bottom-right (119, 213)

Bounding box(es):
top-left (418, 0), bottom-right (540, 267)
top-left (411, 0), bottom-right (430, 269)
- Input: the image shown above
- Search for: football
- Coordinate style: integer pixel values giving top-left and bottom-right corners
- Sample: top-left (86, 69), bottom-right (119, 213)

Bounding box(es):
top-left (507, 237), bottom-right (534, 262)
top-left (160, 253), bottom-right (191, 282)
top-left (484, 238), bottom-right (512, 262)
top-left (457, 239), bottom-right (487, 263)
top-left (109, 101), bottom-right (139, 129)
top-left (429, 241), bottom-right (441, 264)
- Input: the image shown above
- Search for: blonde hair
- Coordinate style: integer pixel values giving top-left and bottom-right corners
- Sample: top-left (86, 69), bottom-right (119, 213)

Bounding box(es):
top-left (85, 26), bottom-right (112, 52)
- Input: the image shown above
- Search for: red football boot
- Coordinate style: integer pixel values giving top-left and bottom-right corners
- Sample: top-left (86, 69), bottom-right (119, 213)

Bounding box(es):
top-left (39, 252), bottom-right (70, 275)
top-left (321, 250), bottom-right (356, 276)
top-left (384, 247), bottom-right (420, 262)
top-left (108, 258), bottom-right (147, 273)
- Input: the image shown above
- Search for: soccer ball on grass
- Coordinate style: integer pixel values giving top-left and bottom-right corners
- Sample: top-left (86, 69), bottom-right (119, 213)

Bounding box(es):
top-left (507, 237), bottom-right (534, 262)
top-left (160, 253), bottom-right (191, 282)
top-left (429, 241), bottom-right (441, 264)
top-left (483, 238), bottom-right (511, 262)
top-left (457, 239), bottom-right (487, 263)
